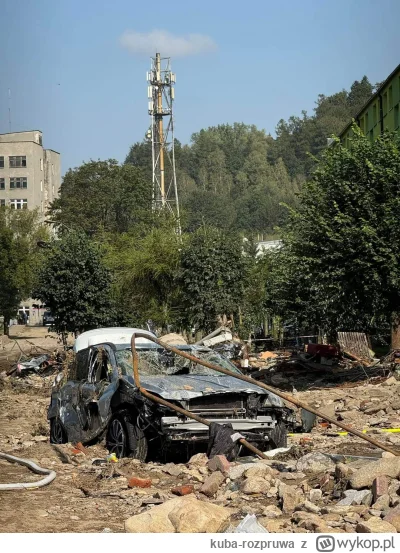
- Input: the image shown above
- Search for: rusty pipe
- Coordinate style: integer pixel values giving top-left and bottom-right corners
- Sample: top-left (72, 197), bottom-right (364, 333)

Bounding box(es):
top-left (131, 335), bottom-right (268, 459)
top-left (130, 332), bottom-right (399, 456)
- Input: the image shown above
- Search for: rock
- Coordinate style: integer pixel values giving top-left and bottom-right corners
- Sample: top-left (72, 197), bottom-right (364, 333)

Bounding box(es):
top-left (241, 476), bottom-right (270, 495)
top-left (335, 462), bottom-right (353, 480)
top-left (208, 455), bottom-right (230, 474)
top-left (300, 500), bottom-right (320, 514)
top-left (267, 486), bottom-right (278, 498)
top-left (296, 453), bottom-right (335, 474)
top-left (163, 463), bottom-right (184, 477)
top-left (356, 517), bottom-right (397, 533)
top-left (382, 376), bottom-right (398, 386)
top-left (382, 452), bottom-right (396, 458)
top-left (373, 475), bottom-right (389, 501)
top-left (244, 464), bottom-right (274, 479)
top-left (292, 511), bottom-right (330, 532)
top-left (262, 519), bottom-right (288, 532)
top-left (125, 495), bottom-right (231, 533)
top-left (128, 477), bottom-right (152, 488)
top-left (372, 494), bottom-right (390, 510)
top-left (337, 490), bottom-right (373, 506)
top-left (364, 405), bottom-right (384, 415)
top-left (309, 489), bottom-right (323, 503)
top-left (262, 505), bottom-right (282, 519)
top-left (282, 472), bottom-right (306, 480)
top-left (228, 463), bottom-right (255, 480)
top-left (384, 505), bottom-right (400, 531)
top-left (200, 471), bottom-right (225, 497)
top-left (279, 484), bottom-right (304, 514)
top-left (187, 453), bottom-right (208, 467)
top-left (349, 458), bottom-right (400, 489)
top-left (168, 496), bottom-right (232, 533)
top-left (171, 485), bottom-right (194, 496)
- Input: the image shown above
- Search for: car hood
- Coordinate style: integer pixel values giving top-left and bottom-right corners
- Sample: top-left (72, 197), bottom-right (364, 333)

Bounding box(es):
top-left (124, 374), bottom-right (284, 406)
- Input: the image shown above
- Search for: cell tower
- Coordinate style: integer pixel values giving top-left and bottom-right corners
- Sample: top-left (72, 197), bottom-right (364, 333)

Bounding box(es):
top-left (147, 53), bottom-right (181, 231)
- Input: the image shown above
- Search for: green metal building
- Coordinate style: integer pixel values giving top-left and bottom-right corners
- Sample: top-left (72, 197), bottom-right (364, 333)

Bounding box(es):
top-left (340, 64), bottom-right (400, 146)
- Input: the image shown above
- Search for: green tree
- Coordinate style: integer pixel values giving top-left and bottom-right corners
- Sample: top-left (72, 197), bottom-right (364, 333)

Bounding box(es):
top-left (0, 208), bottom-right (49, 335)
top-left (104, 223), bottom-right (181, 331)
top-left (179, 227), bottom-right (247, 332)
top-left (33, 232), bottom-right (115, 339)
top-left (277, 128), bottom-right (400, 345)
top-left (49, 160), bottom-right (152, 235)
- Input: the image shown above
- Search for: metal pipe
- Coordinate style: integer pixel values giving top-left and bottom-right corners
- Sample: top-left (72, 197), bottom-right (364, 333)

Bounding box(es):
top-left (131, 332), bottom-right (399, 456)
top-left (0, 452), bottom-right (56, 490)
top-left (131, 335), bottom-right (268, 460)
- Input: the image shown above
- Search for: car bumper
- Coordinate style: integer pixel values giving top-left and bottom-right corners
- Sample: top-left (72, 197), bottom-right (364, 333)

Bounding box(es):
top-left (161, 415), bottom-right (276, 433)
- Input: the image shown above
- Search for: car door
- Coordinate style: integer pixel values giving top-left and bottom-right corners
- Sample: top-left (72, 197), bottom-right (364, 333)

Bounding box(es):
top-left (78, 344), bottom-right (120, 442)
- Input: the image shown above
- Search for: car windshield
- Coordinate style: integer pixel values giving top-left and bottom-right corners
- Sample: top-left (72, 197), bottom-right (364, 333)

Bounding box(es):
top-left (115, 348), bottom-right (242, 377)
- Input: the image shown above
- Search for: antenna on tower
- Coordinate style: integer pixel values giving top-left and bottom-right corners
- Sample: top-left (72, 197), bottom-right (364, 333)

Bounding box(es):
top-left (8, 89), bottom-right (11, 133)
top-left (147, 53), bottom-right (181, 233)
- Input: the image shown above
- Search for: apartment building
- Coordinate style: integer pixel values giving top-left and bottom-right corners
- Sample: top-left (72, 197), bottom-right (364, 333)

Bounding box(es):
top-left (0, 130), bottom-right (61, 325)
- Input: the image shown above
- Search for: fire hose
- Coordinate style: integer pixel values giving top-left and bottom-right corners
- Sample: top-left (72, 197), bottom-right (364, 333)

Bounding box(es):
top-left (0, 452), bottom-right (56, 490)
top-left (131, 333), bottom-right (400, 457)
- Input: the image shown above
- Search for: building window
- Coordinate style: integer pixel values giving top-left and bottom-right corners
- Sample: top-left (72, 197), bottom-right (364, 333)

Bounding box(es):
top-left (0, 200), bottom-right (5, 207)
top-left (40, 158), bottom-right (43, 171)
top-left (10, 199), bottom-right (27, 210)
top-left (9, 155), bottom-right (27, 168)
top-left (389, 86), bottom-right (393, 110)
top-left (0, 156), bottom-right (4, 168)
top-left (383, 92), bottom-right (388, 115)
top-left (10, 177), bottom-right (27, 189)
top-left (0, 178), bottom-right (4, 190)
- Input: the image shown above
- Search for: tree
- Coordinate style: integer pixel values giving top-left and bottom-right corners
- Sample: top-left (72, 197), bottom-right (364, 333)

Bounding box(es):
top-left (276, 128), bottom-right (400, 345)
top-left (179, 227), bottom-right (247, 332)
top-left (0, 208), bottom-right (49, 335)
top-left (33, 232), bottom-right (115, 339)
top-left (49, 160), bottom-right (152, 235)
top-left (104, 220), bottom-right (181, 331)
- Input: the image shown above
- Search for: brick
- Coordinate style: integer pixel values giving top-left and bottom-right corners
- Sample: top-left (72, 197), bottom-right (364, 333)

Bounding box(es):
top-left (128, 477), bottom-right (152, 488)
top-left (207, 455), bottom-right (231, 474)
top-left (171, 485), bottom-right (194, 496)
top-left (372, 475), bottom-right (389, 501)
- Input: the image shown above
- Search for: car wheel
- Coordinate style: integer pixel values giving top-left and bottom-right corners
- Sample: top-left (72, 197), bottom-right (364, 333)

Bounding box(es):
top-left (267, 418), bottom-right (288, 450)
top-left (50, 418), bottom-right (67, 444)
top-left (106, 413), bottom-right (148, 461)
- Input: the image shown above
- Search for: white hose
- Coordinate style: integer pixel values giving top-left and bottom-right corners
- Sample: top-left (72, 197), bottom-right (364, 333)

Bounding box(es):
top-left (0, 452), bottom-right (56, 490)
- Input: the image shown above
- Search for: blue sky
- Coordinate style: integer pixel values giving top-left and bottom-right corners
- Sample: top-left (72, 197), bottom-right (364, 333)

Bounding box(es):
top-left (1, 0), bottom-right (399, 174)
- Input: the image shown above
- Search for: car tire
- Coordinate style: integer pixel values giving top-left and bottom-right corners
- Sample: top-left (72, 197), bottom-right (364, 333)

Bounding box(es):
top-left (106, 413), bottom-right (148, 461)
top-left (267, 418), bottom-right (288, 450)
top-left (50, 418), bottom-right (67, 444)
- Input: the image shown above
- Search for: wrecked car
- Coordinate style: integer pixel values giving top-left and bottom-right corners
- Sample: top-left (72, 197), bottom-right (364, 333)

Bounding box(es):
top-left (48, 328), bottom-right (294, 460)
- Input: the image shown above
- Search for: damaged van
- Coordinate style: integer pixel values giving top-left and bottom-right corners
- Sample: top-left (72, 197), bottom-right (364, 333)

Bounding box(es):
top-left (48, 328), bottom-right (294, 460)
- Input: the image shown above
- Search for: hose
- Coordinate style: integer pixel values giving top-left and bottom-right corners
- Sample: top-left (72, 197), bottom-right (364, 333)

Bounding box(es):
top-left (0, 452), bottom-right (56, 490)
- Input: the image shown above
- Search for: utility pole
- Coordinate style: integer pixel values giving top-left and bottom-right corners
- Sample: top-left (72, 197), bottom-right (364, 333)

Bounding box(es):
top-left (147, 53), bottom-right (181, 232)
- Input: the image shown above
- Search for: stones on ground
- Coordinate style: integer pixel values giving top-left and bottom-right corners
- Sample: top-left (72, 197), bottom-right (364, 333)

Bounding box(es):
top-left (309, 488), bottom-right (323, 502)
top-left (279, 484), bottom-right (304, 514)
top-left (228, 463), bottom-right (256, 480)
top-left (187, 453), bottom-right (208, 467)
top-left (300, 500), bottom-right (320, 514)
top-left (349, 458), bottom-right (400, 489)
top-left (241, 476), bottom-right (271, 495)
top-left (262, 505), bottom-right (282, 519)
top-left (337, 489), bottom-right (372, 507)
top-left (125, 496), bottom-right (231, 533)
top-left (356, 517), bottom-right (397, 533)
top-left (372, 493), bottom-right (390, 510)
top-left (244, 464), bottom-right (275, 479)
top-left (296, 453), bottom-right (335, 474)
top-left (163, 463), bottom-right (184, 477)
top-left (200, 471), bottom-right (225, 497)
top-left (208, 455), bottom-right (230, 474)
top-left (372, 475), bottom-right (388, 501)
top-left (384, 505), bottom-right (400, 531)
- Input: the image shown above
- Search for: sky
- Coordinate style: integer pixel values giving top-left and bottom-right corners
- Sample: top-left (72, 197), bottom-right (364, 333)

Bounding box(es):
top-left (0, 0), bottom-right (399, 175)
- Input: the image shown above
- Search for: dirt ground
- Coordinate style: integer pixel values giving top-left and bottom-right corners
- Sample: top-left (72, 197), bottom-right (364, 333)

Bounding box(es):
top-left (1, 327), bottom-right (400, 533)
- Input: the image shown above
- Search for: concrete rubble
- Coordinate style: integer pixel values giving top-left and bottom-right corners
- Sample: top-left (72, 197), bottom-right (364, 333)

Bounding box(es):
top-left (2, 337), bottom-right (400, 533)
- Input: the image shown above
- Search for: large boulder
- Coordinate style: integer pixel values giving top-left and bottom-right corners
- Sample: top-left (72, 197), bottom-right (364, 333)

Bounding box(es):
top-left (125, 496), bottom-right (232, 533)
top-left (349, 458), bottom-right (400, 489)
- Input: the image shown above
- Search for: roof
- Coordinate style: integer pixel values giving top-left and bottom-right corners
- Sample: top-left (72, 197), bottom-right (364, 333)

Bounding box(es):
top-left (0, 130), bottom-right (42, 136)
top-left (339, 63), bottom-right (400, 138)
top-left (74, 327), bottom-right (157, 353)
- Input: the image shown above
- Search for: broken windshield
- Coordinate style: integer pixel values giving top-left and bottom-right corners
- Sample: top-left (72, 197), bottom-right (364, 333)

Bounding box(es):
top-left (115, 348), bottom-right (242, 378)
